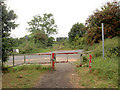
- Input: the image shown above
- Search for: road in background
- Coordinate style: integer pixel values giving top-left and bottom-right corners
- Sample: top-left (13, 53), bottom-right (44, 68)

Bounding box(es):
top-left (5, 50), bottom-right (83, 66)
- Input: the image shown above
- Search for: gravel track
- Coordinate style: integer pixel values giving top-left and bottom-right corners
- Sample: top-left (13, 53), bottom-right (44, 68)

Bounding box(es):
top-left (33, 62), bottom-right (77, 88)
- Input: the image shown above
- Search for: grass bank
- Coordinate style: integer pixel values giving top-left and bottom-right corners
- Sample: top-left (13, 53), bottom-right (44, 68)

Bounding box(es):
top-left (76, 56), bottom-right (118, 88)
top-left (2, 64), bottom-right (52, 88)
top-left (75, 37), bottom-right (119, 88)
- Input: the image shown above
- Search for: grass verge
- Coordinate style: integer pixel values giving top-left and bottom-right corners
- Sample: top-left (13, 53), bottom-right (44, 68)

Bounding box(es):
top-left (2, 64), bottom-right (52, 88)
top-left (75, 56), bottom-right (118, 88)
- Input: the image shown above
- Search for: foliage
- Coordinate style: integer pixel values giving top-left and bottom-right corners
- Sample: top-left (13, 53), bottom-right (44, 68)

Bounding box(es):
top-left (76, 37), bottom-right (119, 88)
top-left (68, 22), bottom-right (85, 42)
top-left (31, 31), bottom-right (48, 48)
top-left (76, 36), bottom-right (119, 88)
top-left (83, 56), bottom-right (88, 63)
top-left (92, 37), bottom-right (119, 58)
top-left (17, 34), bottom-right (55, 54)
top-left (47, 37), bottom-right (55, 47)
top-left (27, 13), bottom-right (58, 36)
top-left (52, 39), bottom-right (72, 50)
top-left (1, 1), bottom-right (18, 62)
top-left (86, 1), bottom-right (119, 45)
top-left (71, 35), bottom-right (85, 49)
top-left (17, 13), bottom-right (58, 53)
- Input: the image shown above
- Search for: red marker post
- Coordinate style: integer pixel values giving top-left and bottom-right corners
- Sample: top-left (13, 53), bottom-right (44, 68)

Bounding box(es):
top-left (89, 55), bottom-right (92, 71)
top-left (52, 53), bottom-right (56, 70)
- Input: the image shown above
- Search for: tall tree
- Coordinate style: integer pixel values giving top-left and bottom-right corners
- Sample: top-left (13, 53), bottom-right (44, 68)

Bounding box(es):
top-left (1, 1), bottom-right (18, 63)
top-left (27, 13), bottom-right (58, 36)
top-left (86, 1), bottom-right (119, 45)
top-left (68, 22), bottom-right (85, 42)
top-left (27, 13), bottom-right (58, 48)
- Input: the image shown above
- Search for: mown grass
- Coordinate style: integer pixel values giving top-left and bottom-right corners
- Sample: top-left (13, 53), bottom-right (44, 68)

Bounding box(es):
top-left (2, 64), bottom-right (52, 88)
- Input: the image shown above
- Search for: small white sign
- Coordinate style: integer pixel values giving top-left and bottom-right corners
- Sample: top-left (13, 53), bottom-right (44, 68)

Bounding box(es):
top-left (13, 49), bottom-right (19, 53)
top-left (16, 49), bottom-right (19, 53)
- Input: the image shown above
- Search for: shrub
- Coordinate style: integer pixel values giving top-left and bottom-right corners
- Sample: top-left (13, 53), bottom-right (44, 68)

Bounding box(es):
top-left (83, 56), bottom-right (88, 63)
top-left (92, 37), bottom-right (119, 58)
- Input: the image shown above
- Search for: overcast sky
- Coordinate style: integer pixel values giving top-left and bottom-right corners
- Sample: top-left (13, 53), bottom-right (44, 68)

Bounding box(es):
top-left (7, 0), bottom-right (113, 39)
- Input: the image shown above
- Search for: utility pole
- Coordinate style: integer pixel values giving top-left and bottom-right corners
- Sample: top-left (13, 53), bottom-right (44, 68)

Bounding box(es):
top-left (102, 23), bottom-right (104, 59)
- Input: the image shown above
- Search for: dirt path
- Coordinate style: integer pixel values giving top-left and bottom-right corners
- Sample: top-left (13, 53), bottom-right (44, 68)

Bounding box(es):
top-left (33, 62), bottom-right (78, 88)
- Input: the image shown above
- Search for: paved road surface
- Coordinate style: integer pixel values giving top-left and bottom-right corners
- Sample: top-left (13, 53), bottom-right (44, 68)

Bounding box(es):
top-left (5, 50), bottom-right (83, 66)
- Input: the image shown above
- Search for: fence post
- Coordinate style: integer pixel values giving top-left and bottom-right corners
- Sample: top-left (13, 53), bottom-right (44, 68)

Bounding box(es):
top-left (66, 54), bottom-right (68, 62)
top-left (50, 54), bottom-right (51, 62)
top-left (13, 53), bottom-right (14, 66)
top-left (80, 53), bottom-right (83, 67)
top-left (2, 60), bottom-right (3, 68)
top-left (24, 55), bottom-right (26, 64)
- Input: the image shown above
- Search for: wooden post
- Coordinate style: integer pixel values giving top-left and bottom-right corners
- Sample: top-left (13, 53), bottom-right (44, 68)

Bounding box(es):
top-left (80, 54), bottom-right (83, 67)
top-left (50, 54), bottom-right (51, 62)
top-left (66, 54), bottom-right (68, 62)
top-left (2, 60), bottom-right (3, 68)
top-left (24, 55), bottom-right (26, 63)
top-left (13, 53), bottom-right (14, 66)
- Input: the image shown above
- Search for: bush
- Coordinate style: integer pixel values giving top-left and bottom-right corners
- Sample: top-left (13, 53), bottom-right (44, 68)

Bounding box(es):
top-left (70, 36), bottom-right (85, 49)
top-left (83, 56), bottom-right (88, 63)
top-left (20, 44), bottom-right (33, 54)
top-left (92, 37), bottom-right (119, 58)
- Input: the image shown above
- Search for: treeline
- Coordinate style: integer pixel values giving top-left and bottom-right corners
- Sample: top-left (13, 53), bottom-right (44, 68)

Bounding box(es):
top-left (17, 13), bottom-right (58, 54)
top-left (1, 0), bottom-right (58, 62)
top-left (1, 1), bottom-right (119, 63)
top-left (66, 1), bottom-right (119, 49)
top-left (1, 1), bottom-right (18, 63)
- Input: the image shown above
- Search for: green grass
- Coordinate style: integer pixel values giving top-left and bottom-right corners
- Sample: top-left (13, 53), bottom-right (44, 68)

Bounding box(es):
top-left (76, 56), bottom-right (118, 88)
top-left (75, 37), bottom-right (119, 88)
top-left (2, 64), bottom-right (52, 88)
top-left (92, 57), bottom-right (118, 87)
top-left (30, 48), bottom-right (55, 53)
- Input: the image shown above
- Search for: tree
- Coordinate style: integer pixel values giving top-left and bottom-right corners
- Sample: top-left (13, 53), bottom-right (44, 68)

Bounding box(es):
top-left (68, 22), bottom-right (85, 42)
top-left (47, 37), bottom-right (55, 47)
top-left (27, 13), bottom-right (58, 36)
top-left (33, 31), bottom-right (48, 48)
top-left (27, 13), bottom-right (58, 48)
top-left (86, 1), bottom-right (119, 45)
top-left (1, 1), bottom-right (18, 63)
